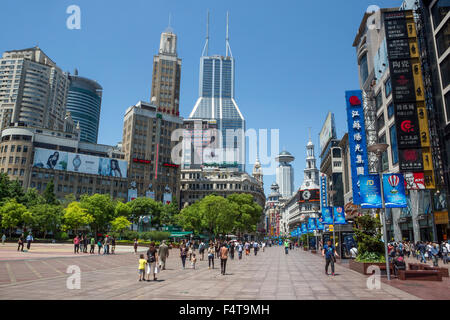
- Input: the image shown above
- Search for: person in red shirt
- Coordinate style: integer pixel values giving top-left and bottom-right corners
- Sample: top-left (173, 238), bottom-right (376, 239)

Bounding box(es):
top-left (73, 235), bottom-right (80, 254)
top-left (220, 242), bottom-right (229, 275)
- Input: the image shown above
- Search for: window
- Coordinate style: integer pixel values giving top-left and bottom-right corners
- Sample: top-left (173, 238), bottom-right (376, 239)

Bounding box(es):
top-left (359, 53), bottom-right (369, 84)
top-left (445, 91), bottom-right (450, 123)
top-left (10, 145), bottom-right (15, 152)
top-left (19, 169), bottom-right (24, 176)
top-left (9, 156), bottom-right (13, 164)
top-left (440, 54), bottom-right (450, 88)
top-left (21, 158), bottom-right (26, 165)
top-left (379, 134), bottom-right (389, 171)
top-left (431, 0), bottom-right (450, 29)
top-left (385, 77), bottom-right (392, 97)
top-left (13, 169), bottom-right (18, 175)
top-left (389, 125), bottom-right (398, 165)
top-left (375, 91), bottom-right (383, 110)
top-left (23, 146), bottom-right (28, 153)
top-left (377, 114), bottom-right (385, 132)
top-left (435, 21), bottom-right (450, 57)
top-left (388, 103), bottom-right (395, 119)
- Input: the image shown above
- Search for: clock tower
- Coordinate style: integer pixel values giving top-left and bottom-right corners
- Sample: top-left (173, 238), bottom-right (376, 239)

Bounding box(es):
top-left (301, 133), bottom-right (319, 191)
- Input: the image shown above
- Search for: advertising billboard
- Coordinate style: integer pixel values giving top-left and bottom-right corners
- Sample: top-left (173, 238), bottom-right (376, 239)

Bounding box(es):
top-left (383, 174), bottom-right (407, 208)
top-left (333, 207), bottom-right (346, 225)
top-left (345, 90), bottom-right (369, 205)
top-left (322, 207), bottom-right (333, 225)
top-left (33, 148), bottom-right (127, 178)
top-left (404, 172), bottom-right (425, 189)
top-left (307, 218), bottom-right (316, 232)
top-left (395, 102), bottom-right (421, 149)
top-left (359, 174), bottom-right (382, 209)
top-left (301, 223), bottom-right (308, 234)
top-left (319, 112), bottom-right (336, 153)
top-left (316, 218), bottom-right (324, 231)
top-left (320, 173), bottom-right (328, 212)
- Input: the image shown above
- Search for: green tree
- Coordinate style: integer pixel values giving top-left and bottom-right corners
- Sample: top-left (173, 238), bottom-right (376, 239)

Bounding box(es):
top-left (198, 195), bottom-right (236, 238)
top-left (79, 194), bottom-right (115, 235)
top-left (43, 180), bottom-right (58, 205)
top-left (227, 193), bottom-right (263, 238)
top-left (30, 204), bottom-right (63, 239)
top-left (114, 201), bottom-right (132, 219)
top-left (61, 193), bottom-right (77, 208)
top-left (22, 188), bottom-right (45, 208)
top-left (110, 216), bottom-right (131, 237)
top-left (177, 202), bottom-right (203, 234)
top-left (62, 202), bottom-right (94, 234)
top-left (9, 180), bottom-right (25, 203)
top-left (0, 172), bottom-right (11, 202)
top-left (0, 199), bottom-right (30, 237)
top-left (161, 199), bottom-right (180, 226)
top-left (128, 197), bottom-right (163, 229)
top-left (354, 214), bottom-right (385, 261)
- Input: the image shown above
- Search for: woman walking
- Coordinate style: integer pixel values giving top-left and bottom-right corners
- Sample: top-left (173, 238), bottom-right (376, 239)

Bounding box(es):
top-left (146, 242), bottom-right (159, 281)
top-left (180, 243), bottom-right (188, 269)
top-left (208, 242), bottom-right (215, 269)
top-left (73, 235), bottom-right (80, 254)
top-left (133, 238), bottom-right (138, 254)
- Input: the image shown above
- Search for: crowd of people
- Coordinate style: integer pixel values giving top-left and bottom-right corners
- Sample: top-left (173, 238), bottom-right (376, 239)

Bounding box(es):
top-left (387, 240), bottom-right (450, 267)
top-left (137, 239), bottom-right (269, 281)
top-left (73, 234), bottom-right (116, 255)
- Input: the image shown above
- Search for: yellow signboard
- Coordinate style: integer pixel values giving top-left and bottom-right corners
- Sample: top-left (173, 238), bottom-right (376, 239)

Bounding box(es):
top-left (434, 211), bottom-right (449, 225)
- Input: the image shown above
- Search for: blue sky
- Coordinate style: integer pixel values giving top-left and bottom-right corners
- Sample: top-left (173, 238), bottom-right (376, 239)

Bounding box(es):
top-left (0, 0), bottom-right (402, 195)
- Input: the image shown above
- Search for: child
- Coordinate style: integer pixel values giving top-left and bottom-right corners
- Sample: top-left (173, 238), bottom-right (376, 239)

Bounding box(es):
top-left (138, 254), bottom-right (147, 281)
top-left (191, 253), bottom-right (197, 269)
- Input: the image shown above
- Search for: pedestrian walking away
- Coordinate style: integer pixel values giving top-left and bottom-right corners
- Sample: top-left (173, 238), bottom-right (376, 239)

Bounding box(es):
top-left (17, 233), bottom-right (24, 252)
top-left (254, 241), bottom-right (259, 256)
top-left (1, 233), bottom-right (6, 245)
top-left (238, 241), bottom-right (243, 260)
top-left (26, 232), bottom-right (33, 250)
top-left (180, 244), bottom-right (188, 269)
top-left (158, 240), bottom-right (169, 270)
top-left (323, 240), bottom-right (339, 276)
top-left (134, 238), bottom-right (138, 254)
top-left (208, 242), bottom-right (215, 269)
top-left (220, 242), bottom-right (229, 275)
top-left (97, 239), bottom-right (102, 254)
top-left (111, 236), bottom-right (116, 254)
top-left (284, 239), bottom-right (289, 254)
top-left (90, 236), bottom-right (95, 254)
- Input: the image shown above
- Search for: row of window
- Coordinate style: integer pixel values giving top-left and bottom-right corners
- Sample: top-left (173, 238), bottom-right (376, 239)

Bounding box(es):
top-left (1, 168), bottom-right (25, 176)
top-left (0, 144), bottom-right (29, 153)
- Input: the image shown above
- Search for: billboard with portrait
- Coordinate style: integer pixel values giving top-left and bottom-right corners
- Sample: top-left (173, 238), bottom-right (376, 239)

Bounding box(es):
top-left (319, 112), bottom-right (336, 153)
top-left (33, 148), bottom-right (127, 178)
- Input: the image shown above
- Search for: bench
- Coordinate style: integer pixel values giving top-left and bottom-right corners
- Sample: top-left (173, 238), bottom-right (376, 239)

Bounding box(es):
top-left (408, 263), bottom-right (449, 277)
top-left (398, 270), bottom-right (442, 281)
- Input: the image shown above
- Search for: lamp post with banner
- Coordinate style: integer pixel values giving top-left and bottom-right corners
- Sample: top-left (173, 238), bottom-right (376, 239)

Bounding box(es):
top-left (368, 143), bottom-right (391, 281)
top-left (329, 189), bottom-right (337, 248)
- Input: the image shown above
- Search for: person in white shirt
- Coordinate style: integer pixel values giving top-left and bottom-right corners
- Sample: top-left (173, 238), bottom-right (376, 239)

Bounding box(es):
top-left (350, 246), bottom-right (358, 259)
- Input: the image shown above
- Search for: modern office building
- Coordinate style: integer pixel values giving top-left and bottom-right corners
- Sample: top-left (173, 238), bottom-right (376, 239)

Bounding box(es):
top-left (188, 13), bottom-right (245, 171)
top-left (0, 47), bottom-right (69, 132)
top-left (66, 70), bottom-right (103, 143)
top-left (150, 28), bottom-right (182, 116)
top-left (122, 101), bottom-right (183, 202)
top-left (0, 122), bottom-right (128, 200)
top-left (275, 150), bottom-right (295, 198)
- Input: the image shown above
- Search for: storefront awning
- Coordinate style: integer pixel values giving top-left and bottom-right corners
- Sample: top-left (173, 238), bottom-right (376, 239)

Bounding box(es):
top-left (170, 231), bottom-right (193, 237)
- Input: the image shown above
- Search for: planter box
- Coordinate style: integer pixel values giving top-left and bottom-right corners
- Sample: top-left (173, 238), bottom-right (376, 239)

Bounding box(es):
top-left (349, 259), bottom-right (393, 275)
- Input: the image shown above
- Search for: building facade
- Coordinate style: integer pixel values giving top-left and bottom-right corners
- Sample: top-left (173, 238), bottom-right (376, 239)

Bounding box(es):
top-left (0, 47), bottom-right (69, 132)
top-left (66, 70), bottom-right (103, 143)
top-left (122, 101), bottom-right (182, 202)
top-left (264, 182), bottom-right (282, 237)
top-left (0, 123), bottom-right (128, 200)
top-left (275, 150), bottom-right (295, 198)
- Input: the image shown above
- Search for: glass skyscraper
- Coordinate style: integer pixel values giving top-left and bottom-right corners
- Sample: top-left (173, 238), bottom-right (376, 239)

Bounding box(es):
top-left (189, 54), bottom-right (245, 171)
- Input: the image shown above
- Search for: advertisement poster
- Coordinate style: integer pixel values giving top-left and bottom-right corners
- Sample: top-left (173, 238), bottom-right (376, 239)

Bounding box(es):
top-left (127, 189), bottom-right (137, 202)
top-left (98, 158), bottom-right (127, 178)
top-left (395, 102), bottom-right (421, 149)
top-left (316, 218), bottom-right (324, 231)
top-left (345, 90), bottom-right (369, 205)
top-left (145, 190), bottom-right (156, 200)
top-left (301, 223), bottom-right (308, 234)
top-left (404, 172), bottom-right (425, 189)
top-left (307, 218), bottom-right (316, 232)
top-left (399, 148), bottom-right (424, 171)
top-left (334, 207), bottom-right (346, 224)
top-left (383, 174), bottom-right (407, 208)
top-left (33, 149), bottom-right (68, 171)
top-left (322, 207), bottom-right (334, 225)
top-left (359, 174), bottom-right (382, 209)
top-left (68, 153), bottom-right (99, 175)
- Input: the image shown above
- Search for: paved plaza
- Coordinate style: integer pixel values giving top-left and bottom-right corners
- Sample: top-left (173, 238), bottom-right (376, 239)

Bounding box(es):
top-left (2, 244), bottom-right (448, 300)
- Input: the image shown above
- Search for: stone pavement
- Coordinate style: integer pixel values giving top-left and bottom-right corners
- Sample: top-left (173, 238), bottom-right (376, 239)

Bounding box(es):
top-left (0, 245), bottom-right (423, 300)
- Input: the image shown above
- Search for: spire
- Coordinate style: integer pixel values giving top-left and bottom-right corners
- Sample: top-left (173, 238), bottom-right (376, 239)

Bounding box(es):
top-left (165, 12), bottom-right (174, 33)
top-left (225, 11), bottom-right (233, 57)
top-left (202, 10), bottom-right (210, 56)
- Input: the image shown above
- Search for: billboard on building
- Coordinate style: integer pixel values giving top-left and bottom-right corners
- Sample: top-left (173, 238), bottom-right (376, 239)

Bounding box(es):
top-left (319, 112), bottom-right (336, 153)
top-left (404, 172), bottom-right (425, 189)
top-left (33, 148), bottom-right (127, 178)
top-left (345, 90), bottom-right (369, 205)
top-left (359, 174), bottom-right (382, 209)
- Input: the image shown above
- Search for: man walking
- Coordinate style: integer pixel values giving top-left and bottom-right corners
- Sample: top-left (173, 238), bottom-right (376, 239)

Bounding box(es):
top-left (220, 242), bottom-right (229, 275)
top-left (238, 241), bottom-right (243, 260)
top-left (2, 233), bottom-right (6, 245)
top-left (103, 235), bottom-right (109, 255)
top-left (17, 233), bottom-right (25, 252)
top-left (322, 240), bottom-right (339, 276)
top-left (284, 239), bottom-right (289, 254)
top-left (26, 232), bottom-right (33, 250)
top-left (90, 236), bottom-right (95, 254)
top-left (199, 241), bottom-right (205, 261)
top-left (253, 241), bottom-right (259, 256)
top-left (158, 240), bottom-right (169, 270)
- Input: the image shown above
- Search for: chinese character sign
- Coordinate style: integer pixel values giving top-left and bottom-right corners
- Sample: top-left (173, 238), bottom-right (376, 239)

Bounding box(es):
top-left (320, 174), bottom-right (328, 213)
top-left (333, 207), bottom-right (346, 224)
top-left (383, 173), bottom-right (407, 208)
top-left (359, 174), bottom-right (382, 208)
top-left (322, 207), bottom-right (334, 225)
top-left (345, 90), bottom-right (369, 205)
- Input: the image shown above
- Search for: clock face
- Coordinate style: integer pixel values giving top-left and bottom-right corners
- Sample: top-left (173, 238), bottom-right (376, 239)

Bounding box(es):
top-left (303, 190), bottom-right (311, 200)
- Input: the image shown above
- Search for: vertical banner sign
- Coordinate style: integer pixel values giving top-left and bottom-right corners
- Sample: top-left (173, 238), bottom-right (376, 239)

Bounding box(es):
top-left (322, 207), bottom-right (334, 225)
top-left (345, 90), bottom-right (369, 205)
top-left (383, 173), bottom-right (407, 208)
top-left (320, 173), bottom-right (328, 214)
top-left (359, 174), bottom-right (383, 208)
top-left (316, 218), bottom-right (324, 231)
top-left (301, 223), bottom-right (308, 234)
top-left (308, 218), bottom-right (316, 232)
top-left (334, 207), bottom-right (347, 224)
top-left (297, 226), bottom-right (301, 236)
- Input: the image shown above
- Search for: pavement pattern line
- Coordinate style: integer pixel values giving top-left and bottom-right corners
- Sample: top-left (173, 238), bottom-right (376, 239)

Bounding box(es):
top-left (5, 263), bottom-right (16, 284)
top-left (24, 262), bottom-right (43, 279)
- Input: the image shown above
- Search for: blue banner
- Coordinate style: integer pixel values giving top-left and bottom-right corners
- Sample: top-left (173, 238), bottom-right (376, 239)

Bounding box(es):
top-left (316, 218), bottom-right (324, 231)
top-left (345, 90), bottom-right (369, 205)
top-left (320, 174), bottom-right (328, 214)
top-left (301, 223), bottom-right (308, 234)
top-left (308, 218), bottom-right (316, 232)
top-left (359, 174), bottom-right (382, 208)
top-left (383, 173), bottom-right (407, 208)
top-left (322, 207), bottom-right (334, 224)
top-left (334, 207), bottom-right (346, 224)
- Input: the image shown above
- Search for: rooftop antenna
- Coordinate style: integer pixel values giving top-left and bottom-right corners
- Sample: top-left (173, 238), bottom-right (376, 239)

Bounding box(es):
top-left (165, 13), bottom-right (174, 33)
top-left (202, 10), bottom-right (210, 56)
top-left (308, 127), bottom-right (312, 142)
top-left (226, 11), bottom-right (233, 57)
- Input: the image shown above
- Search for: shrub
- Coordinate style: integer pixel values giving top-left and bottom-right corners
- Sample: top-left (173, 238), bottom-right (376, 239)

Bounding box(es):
top-left (355, 251), bottom-right (386, 263)
top-left (56, 231), bottom-right (69, 241)
top-left (354, 214), bottom-right (385, 262)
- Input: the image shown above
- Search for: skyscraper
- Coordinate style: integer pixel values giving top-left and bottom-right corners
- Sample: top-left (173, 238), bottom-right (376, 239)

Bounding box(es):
top-left (188, 12), bottom-right (245, 171)
top-left (67, 70), bottom-right (103, 143)
top-left (150, 26), bottom-right (181, 116)
top-left (275, 150), bottom-right (295, 198)
top-left (0, 47), bottom-right (69, 132)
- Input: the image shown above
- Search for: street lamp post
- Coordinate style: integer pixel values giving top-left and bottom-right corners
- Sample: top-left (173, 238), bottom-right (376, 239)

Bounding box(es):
top-left (368, 143), bottom-right (391, 281)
